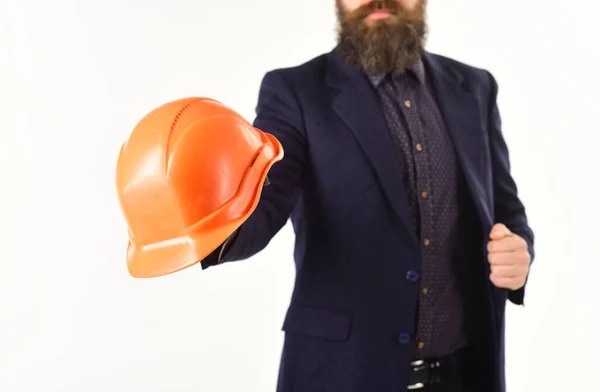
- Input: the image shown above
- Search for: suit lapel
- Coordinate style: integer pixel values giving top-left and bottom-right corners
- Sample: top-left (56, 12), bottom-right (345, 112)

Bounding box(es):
top-left (326, 49), bottom-right (419, 246)
top-left (423, 53), bottom-right (493, 228)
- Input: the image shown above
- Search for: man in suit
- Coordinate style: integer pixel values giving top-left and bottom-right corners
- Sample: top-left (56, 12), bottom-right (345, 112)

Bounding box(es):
top-left (202, 0), bottom-right (534, 391)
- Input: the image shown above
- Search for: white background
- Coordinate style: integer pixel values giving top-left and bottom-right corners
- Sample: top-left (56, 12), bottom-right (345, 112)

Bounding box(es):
top-left (1, 0), bottom-right (598, 391)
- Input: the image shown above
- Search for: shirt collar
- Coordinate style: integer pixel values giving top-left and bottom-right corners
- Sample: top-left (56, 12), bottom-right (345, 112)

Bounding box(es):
top-left (368, 59), bottom-right (426, 87)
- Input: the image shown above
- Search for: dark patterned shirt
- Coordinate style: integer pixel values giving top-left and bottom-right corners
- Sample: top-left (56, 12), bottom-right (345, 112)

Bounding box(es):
top-left (368, 61), bottom-right (485, 359)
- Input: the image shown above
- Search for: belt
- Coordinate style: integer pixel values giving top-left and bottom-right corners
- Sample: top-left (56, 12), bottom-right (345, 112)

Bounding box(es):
top-left (407, 350), bottom-right (469, 390)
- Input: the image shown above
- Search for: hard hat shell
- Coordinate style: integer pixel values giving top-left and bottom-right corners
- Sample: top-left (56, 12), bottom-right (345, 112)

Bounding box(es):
top-left (116, 97), bottom-right (283, 278)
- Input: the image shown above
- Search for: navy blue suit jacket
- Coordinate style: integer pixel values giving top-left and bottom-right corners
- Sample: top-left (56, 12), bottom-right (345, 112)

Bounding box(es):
top-left (207, 47), bottom-right (535, 392)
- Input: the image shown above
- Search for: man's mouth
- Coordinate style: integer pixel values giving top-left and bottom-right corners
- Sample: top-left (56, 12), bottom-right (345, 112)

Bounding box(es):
top-left (368, 9), bottom-right (392, 19)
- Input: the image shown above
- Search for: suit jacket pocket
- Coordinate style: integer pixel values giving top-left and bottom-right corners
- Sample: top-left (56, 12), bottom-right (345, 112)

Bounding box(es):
top-left (282, 303), bottom-right (352, 342)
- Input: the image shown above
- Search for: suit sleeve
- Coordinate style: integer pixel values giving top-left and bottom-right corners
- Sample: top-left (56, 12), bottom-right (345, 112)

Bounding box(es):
top-left (201, 70), bottom-right (308, 269)
top-left (486, 71), bottom-right (535, 305)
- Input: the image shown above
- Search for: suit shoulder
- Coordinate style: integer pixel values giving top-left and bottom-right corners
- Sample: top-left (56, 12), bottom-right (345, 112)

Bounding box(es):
top-left (259, 52), bottom-right (328, 89)
top-left (427, 52), bottom-right (494, 86)
top-left (427, 52), bottom-right (491, 76)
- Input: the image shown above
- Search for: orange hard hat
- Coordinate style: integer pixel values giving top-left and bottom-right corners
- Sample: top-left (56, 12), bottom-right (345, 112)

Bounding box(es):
top-left (116, 97), bottom-right (283, 278)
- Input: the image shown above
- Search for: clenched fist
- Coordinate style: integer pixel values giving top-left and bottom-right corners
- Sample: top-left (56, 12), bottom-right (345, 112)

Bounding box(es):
top-left (487, 223), bottom-right (531, 291)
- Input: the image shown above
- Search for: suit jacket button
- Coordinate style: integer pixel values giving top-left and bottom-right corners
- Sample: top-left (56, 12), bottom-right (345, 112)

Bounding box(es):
top-left (398, 332), bottom-right (411, 344)
top-left (406, 270), bottom-right (420, 282)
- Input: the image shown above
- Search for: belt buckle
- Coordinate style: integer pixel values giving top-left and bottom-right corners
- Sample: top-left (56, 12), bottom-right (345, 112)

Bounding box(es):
top-left (407, 360), bottom-right (426, 390)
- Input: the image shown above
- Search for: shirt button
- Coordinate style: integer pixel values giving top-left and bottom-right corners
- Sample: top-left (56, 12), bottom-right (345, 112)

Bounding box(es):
top-left (406, 270), bottom-right (420, 282)
top-left (404, 99), bottom-right (412, 108)
top-left (415, 143), bottom-right (423, 152)
top-left (417, 341), bottom-right (425, 350)
top-left (423, 238), bottom-right (431, 247)
top-left (398, 332), bottom-right (411, 344)
top-left (421, 191), bottom-right (428, 199)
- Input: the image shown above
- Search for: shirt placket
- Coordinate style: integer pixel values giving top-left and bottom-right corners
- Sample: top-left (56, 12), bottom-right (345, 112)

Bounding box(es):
top-left (395, 79), bottom-right (434, 358)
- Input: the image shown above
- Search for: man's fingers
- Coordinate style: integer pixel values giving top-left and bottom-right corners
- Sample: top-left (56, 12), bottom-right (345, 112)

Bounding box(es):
top-left (487, 238), bottom-right (515, 254)
top-left (488, 250), bottom-right (530, 266)
top-left (487, 251), bottom-right (514, 265)
top-left (490, 274), bottom-right (519, 289)
top-left (487, 236), bottom-right (527, 253)
top-left (490, 265), bottom-right (519, 278)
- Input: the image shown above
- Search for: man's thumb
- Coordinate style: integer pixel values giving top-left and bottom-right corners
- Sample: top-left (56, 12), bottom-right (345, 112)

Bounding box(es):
top-left (489, 223), bottom-right (511, 240)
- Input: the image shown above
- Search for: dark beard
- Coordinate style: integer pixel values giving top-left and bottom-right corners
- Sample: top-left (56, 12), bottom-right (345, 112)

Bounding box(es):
top-left (335, 0), bottom-right (428, 75)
